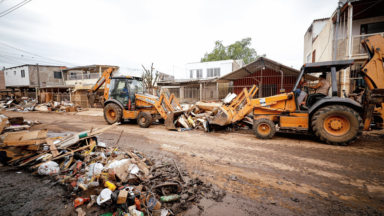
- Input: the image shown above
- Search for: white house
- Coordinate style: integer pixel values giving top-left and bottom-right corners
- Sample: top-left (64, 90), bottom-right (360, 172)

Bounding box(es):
top-left (185, 59), bottom-right (245, 79)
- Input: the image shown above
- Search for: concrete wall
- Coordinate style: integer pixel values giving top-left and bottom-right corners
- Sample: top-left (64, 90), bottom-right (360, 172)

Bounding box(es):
top-left (304, 30), bottom-right (313, 63)
top-left (303, 19), bottom-right (329, 63)
top-left (4, 65), bottom-right (30, 87)
top-left (29, 65), bottom-right (64, 86)
top-left (312, 19), bottom-right (334, 62)
top-left (185, 60), bottom-right (235, 79)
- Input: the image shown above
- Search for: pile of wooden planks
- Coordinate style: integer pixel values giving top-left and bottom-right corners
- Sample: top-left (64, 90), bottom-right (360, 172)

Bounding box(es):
top-left (0, 122), bottom-right (118, 167)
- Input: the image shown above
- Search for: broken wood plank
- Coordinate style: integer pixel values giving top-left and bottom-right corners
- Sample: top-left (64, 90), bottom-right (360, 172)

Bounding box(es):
top-left (46, 138), bottom-right (59, 157)
top-left (90, 123), bottom-right (118, 136)
top-left (18, 153), bottom-right (46, 166)
top-left (0, 117), bottom-right (8, 134)
top-left (31, 145), bottom-right (91, 169)
top-left (26, 145), bottom-right (41, 151)
top-left (3, 129), bottom-right (48, 141)
top-left (4, 125), bottom-right (30, 131)
top-left (3, 139), bottom-right (46, 147)
top-left (8, 153), bottom-right (35, 164)
top-left (8, 117), bottom-right (24, 125)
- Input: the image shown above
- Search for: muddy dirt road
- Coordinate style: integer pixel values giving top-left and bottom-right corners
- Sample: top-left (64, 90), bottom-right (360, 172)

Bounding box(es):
top-left (1, 111), bottom-right (384, 216)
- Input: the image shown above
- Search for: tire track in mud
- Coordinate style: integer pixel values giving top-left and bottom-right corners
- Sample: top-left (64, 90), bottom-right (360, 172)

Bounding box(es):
top-left (4, 112), bottom-right (384, 214)
top-left (143, 129), bottom-right (384, 212)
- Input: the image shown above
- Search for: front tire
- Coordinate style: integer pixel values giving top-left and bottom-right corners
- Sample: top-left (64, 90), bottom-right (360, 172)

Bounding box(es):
top-left (311, 105), bottom-right (363, 145)
top-left (104, 103), bottom-right (123, 125)
top-left (253, 118), bottom-right (276, 139)
top-left (137, 112), bottom-right (153, 128)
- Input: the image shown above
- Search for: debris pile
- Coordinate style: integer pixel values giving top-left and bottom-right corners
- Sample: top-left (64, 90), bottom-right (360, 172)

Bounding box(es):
top-left (0, 98), bottom-right (81, 113)
top-left (0, 97), bottom-right (37, 111)
top-left (34, 100), bottom-right (82, 112)
top-left (0, 114), bottom-right (42, 134)
top-left (0, 121), bottom-right (225, 215)
top-left (172, 92), bottom-right (253, 132)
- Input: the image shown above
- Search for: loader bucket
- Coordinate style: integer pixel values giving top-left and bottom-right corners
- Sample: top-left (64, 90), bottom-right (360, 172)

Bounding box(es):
top-left (164, 110), bottom-right (186, 130)
top-left (207, 106), bottom-right (233, 126)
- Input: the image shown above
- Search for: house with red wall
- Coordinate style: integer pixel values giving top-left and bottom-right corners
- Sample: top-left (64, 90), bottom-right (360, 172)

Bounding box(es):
top-left (216, 57), bottom-right (317, 98)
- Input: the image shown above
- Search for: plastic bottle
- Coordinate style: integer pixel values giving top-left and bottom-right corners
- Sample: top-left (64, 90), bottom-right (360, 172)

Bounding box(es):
top-left (93, 163), bottom-right (103, 175)
top-left (73, 197), bottom-right (90, 207)
top-left (160, 194), bottom-right (181, 202)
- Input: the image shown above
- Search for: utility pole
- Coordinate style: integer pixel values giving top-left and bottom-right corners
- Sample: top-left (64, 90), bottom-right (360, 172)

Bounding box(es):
top-left (36, 64), bottom-right (40, 102)
top-left (333, 2), bottom-right (341, 61)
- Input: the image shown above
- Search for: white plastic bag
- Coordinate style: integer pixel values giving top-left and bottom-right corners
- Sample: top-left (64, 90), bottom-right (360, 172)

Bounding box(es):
top-left (107, 159), bottom-right (129, 169)
top-left (38, 161), bottom-right (60, 175)
top-left (128, 164), bottom-right (140, 175)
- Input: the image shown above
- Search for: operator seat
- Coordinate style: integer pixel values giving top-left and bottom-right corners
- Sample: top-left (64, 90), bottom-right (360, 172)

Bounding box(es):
top-left (304, 93), bottom-right (327, 108)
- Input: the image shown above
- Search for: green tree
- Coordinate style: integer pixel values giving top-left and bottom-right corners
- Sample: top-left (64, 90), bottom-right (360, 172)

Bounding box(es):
top-left (201, 37), bottom-right (265, 64)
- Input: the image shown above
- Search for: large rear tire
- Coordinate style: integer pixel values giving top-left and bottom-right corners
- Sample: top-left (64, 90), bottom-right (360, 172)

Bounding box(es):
top-left (311, 105), bottom-right (363, 145)
top-left (137, 112), bottom-right (153, 128)
top-left (104, 103), bottom-right (123, 125)
top-left (253, 118), bottom-right (276, 139)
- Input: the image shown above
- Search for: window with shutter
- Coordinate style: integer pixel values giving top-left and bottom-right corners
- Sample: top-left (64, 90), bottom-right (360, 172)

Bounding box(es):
top-left (54, 71), bottom-right (62, 79)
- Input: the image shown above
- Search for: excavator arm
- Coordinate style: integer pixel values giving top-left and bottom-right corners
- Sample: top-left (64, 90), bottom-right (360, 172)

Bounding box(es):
top-left (87, 67), bottom-right (116, 105)
top-left (360, 35), bottom-right (384, 130)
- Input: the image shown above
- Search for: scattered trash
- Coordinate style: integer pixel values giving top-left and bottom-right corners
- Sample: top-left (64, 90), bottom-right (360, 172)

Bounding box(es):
top-left (97, 189), bottom-right (113, 205)
top-left (74, 197), bottom-right (90, 208)
top-left (0, 117), bottom-right (225, 215)
top-left (38, 161), bottom-right (60, 175)
top-left (160, 194), bottom-right (181, 202)
top-left (76, 207), bottom-right (86, 216)
top-left (0, 98), bottom-right (84, 113)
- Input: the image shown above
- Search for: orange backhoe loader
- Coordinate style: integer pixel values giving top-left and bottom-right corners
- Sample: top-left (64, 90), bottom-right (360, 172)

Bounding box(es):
top-left (208, 35), bottom-right (384, 145)
top-left (88, 67), bottom-right (184, 129)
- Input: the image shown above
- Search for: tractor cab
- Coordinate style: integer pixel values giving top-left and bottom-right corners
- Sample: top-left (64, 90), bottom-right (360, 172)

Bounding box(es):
top-left (108, 76), bottom-right (144, 109)
top-left (293, 60), bottom-right (355, 111)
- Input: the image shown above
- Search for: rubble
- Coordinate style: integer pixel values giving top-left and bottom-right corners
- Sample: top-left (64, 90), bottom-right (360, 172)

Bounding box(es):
top-left (0, 117), bottom-right (226, 215)
top-left (0, 98), bottom-right (82, 113)
top-left (170, 93), bottom-right (253, 133)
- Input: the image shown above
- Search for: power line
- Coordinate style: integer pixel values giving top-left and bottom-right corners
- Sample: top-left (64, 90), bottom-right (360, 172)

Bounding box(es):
top-left (0, 54), bottom-right (25, 64)
top-left (0, 53), bottom-right (69, 65)
top-left (0, 0), bottom-right (28, 15)
top-left (0, 0), bottom-right (31, 18)
top-left (0, 51), bottom-right (71, 64)
top-left (0, 41), bottom-right (78, 66)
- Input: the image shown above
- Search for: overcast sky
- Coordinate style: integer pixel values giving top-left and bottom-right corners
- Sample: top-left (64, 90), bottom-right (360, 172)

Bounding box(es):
top-left (0, 0), bottom-right (337, 78)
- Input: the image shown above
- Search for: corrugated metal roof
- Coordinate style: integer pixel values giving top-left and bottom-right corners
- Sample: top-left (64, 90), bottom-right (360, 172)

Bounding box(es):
top-left (5, 64), bottom-right (65, 70)
top-left (216, 57), bottom-right (318, 83)
top-left (158, 77), bottom-right (217, 85)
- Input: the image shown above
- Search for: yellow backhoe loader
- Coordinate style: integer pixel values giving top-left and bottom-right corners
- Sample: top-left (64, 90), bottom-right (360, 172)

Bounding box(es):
top-left (208, 35), bottom-right (384, 145)
top-left (88, 67), bottom-right (184, 129)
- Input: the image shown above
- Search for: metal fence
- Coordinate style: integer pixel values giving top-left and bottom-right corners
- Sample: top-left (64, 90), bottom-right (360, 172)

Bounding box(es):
top-left (352, 32), bottom-right (384, 56)
top-left (183, 88), bottom-right (200, 103)
top-left (72, 91), bottom-right (89, 108)
top-left (68, 73), bottom-right (100, 80)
